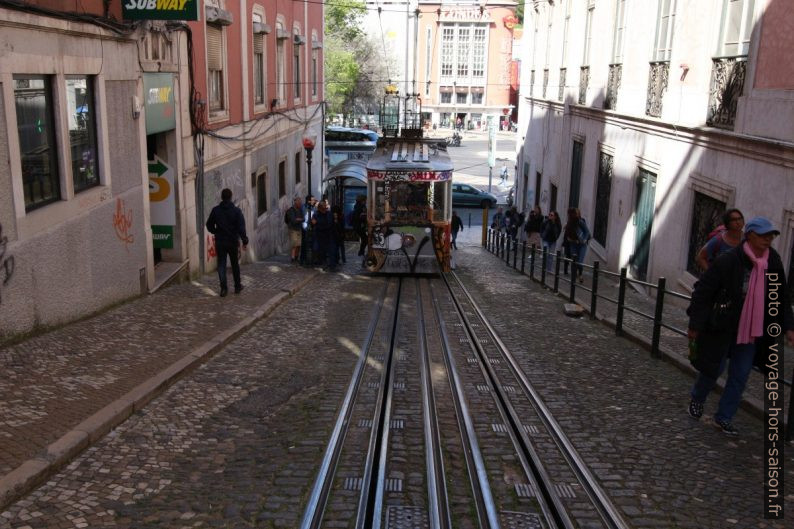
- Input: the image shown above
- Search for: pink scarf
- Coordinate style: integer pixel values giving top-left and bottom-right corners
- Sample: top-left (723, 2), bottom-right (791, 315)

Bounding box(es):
top-left (737, 242), bottom-right (768, 344)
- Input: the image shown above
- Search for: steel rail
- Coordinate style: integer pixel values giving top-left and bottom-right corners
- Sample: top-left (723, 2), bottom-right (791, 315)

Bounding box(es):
top-left (428, 279), bottom-right (501, 529)
top-left (416, 278), bottom-right (453, 529)
top-left (449, 271), bottom-right (632, 529)
top-left (299, 279), bottom-right (392, 529)
top-left (442, 273), bottom-right (573, 529)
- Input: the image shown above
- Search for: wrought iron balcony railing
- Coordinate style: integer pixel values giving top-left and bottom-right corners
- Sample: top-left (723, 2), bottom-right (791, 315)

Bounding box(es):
top-left (530, 70), bottom-right (535, 97)
top-left (645, 61), bottom-right (669, 118)
top-left (559, 68), bottom-right (566, 101)
top-left (706, 57), bottom-right (747, 129)
top-left (579, 66), bottom-right (589, 105)
top-left (542, 69), bottom-right (549, 99)
top-left (605, 64), bottom-right (621, 110)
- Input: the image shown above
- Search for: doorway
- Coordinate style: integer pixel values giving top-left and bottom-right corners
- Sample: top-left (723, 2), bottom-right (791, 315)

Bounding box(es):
top-left (146, 133), bottom-right (180, 266)
top-left (631, 168), bottom-right (657, 281)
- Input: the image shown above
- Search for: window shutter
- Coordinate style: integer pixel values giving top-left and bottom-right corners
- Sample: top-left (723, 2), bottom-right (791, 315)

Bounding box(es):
top-left (253, 33), bottom-right (263, 54)
top-left (207, 25), bottom-right (223, 70)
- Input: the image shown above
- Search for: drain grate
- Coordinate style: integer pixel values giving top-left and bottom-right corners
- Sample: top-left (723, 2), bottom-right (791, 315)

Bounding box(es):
top-left (523, 424), bottom-right (539, 435)
top-left (488, 357), bottom-right (501, 365)
top-left (503, 385), bottom-right (516, 393)
top-left (368, 381), bottom-right (380, 389)
top-left (344, 477), bottom-right (363, 491)
top-left (476, 384), bottom-right (490, 392)
top-left (501, 511), bottom-right (543, 529)
top-left (374, 355), bottom-right (384, 362)
top-left (467, 357), bottom-right (478, 364)
top-left (393, 382), bottom-right (405, 390)
top-left (491, 423), bottom-right (507, 433)
top-left (555, 484), bottom-right (576, 498)
top-left (385, 478), bottom-right (403, 492)
top-left (358, 419), bottom-right (373, 428)
top-left (386, 506), bottom-right (429, 529)
top-left (459, 338), bottom-right (470, 343)
top-left (390, 419), bottom-right (405, 429)
top-left (515, 483), bottom-right (535, 498)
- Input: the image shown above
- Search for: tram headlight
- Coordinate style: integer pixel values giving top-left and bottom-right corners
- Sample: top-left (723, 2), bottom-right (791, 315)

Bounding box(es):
top-left (402, 234), bottom-right (416, 248)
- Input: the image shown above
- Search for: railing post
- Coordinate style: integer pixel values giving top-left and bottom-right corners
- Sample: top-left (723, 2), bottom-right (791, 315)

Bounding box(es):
top-left (520, 242), bottom-right (526, 274)
top-left (569, 259), bottom-right (576, 302)
top-left (529, 244), bottom-right (536, 281)
top-left (513, 239), bottom-right (518, 269)
top-left (553, 250), bottom-right (561, 293)
top-left (540, 247), bottom-right (547, 287)
top-left (505, 234), bottom-right (511, 264)
top-left (590, 261), bottom-right (599, 319)
top-left (487, 229), bottom-right (492, 252)
top-left (652, 277), bottom-right (666, 358)
top-left (498, 233), bottom-right (503, 258)
top-left (616, 267), bottom-right (628, 336)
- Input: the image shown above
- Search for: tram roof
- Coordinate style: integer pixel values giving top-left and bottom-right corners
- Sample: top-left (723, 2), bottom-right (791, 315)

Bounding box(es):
top-left (366, 140), bottom-right (453, 175)
top-left (323, 159), bottom-right (368, 185)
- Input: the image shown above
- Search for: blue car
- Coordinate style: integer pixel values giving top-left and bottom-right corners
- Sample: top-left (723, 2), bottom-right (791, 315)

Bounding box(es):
top-left (452, 183), bottom-right (497, 208)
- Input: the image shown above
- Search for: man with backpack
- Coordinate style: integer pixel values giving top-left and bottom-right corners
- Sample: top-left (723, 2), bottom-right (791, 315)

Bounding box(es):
top-left (284, 196), bottom-right (304, 264)
top-left (206, 188), bottom-right (248, 297)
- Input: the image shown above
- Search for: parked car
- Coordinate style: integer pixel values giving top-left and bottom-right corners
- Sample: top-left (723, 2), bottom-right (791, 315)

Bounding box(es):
top-left (452, 183), bottom-right (497, 208)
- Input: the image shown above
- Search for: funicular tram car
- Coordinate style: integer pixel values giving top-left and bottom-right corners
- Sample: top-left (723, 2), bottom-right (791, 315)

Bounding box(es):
top-left (364, 139), bottom-right (453, 274)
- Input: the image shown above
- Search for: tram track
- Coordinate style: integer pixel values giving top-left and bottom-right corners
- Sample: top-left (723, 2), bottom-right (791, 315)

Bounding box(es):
top-left (300, 273), bottom-right (632, 529)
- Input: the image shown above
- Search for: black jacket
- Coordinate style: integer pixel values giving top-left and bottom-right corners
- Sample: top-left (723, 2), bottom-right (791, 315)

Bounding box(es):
top-left (687, 245), bottom-right (793, 378)
top-left (206, 200), bottom-right (248, 246)
top-left (451, 215), bottom-right (463, 234)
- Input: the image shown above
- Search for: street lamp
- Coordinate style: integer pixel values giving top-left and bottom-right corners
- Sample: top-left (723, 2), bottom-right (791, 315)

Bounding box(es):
top-left (301, 136), bottom-right (316, 266)
top-left (302, 136), bottom-right (315, 204)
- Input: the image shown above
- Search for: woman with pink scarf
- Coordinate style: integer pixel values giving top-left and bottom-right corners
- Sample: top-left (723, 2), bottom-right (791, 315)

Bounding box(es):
top-left (686, 217), bottom-right (794, 435)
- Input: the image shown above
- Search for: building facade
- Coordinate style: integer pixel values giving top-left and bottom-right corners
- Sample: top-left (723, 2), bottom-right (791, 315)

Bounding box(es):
top-left (0, 0), bottom-right (323, 338)
top-left (516, 0), bottom-right (794, 291)
top-left (416, 0), bottom-right (518, 130)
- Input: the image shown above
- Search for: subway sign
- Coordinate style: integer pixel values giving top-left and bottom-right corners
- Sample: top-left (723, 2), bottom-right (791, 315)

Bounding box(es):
top-left (122, 0), bottom-right (198, 21)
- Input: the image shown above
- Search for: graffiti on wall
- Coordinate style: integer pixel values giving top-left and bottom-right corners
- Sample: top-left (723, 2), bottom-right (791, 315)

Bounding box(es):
top-left (112, 198), bottom-right (134, 250)
top-left (0, 222), bottom-right (15, 303)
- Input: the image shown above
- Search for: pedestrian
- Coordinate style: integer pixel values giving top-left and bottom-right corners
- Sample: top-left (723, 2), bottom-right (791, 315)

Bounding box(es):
top-left (687, 217), bottom-right (794, 435)
top-left (507, 206), bottom-right (523, 241)
top-left (695, 209), bottom-right (744, 272)
top-left (491, 207), bottom-right (506, 232)
top-left (540, 210), bottom-right (562, 271)
top-left (352, 195), bottom-right (368, 258)
top-left (332, 204), bottom-right (347, 265)
top-left (205, 188), bottom-right (248, 297)
top-left (499, 163), bottom-right (508, 185)
top-left (284, 196), bottom-right (304, 264)
top-left (311, 200), bottom-right (336, 270)
top-left (302, 195), bottom-right (318, 265)
top-left (562, 207), bottom-right (591, 282)
top-left (524, 205), bottom-right (543, 249)
top-left (451, 210), bottom-right (463, 250)
top-left (456, 117), bottom-right (462, 131)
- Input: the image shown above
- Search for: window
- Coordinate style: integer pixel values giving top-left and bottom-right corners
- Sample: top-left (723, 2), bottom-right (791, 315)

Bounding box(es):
top-left (687, 192), bottom-right (726, 274)
top-left (457, 28), bottom-right (470, 77)
top-left (276, 21), bottom-right (286, 103)
top-left (278, 160), bottom-right (286, 197)
top-left (293, 29), bottom-right (302, 100)
top-left (14, 76), bottom-right (60, 211)
top-left (583, 1), bottom-right (595, 66)
top-left (593, 152), bottom-right (613, 246)
top-left (652, 0), bottom-right (677, 62)
top-left (256, 170), bottom-right (267, 216)
top-left (440, 92), bottom-right (452, 104)
top-left (568, 140), bottom-right (583, 208)
top-left (206, 24), bottom-right (225, 112)
top-left (544, 4), bottom-right (553, 67)
top-left (717, 0), bottom-right (755, 57)
top-left (294, 151), bottom-right (301, 184)
top-left (425, 28), bottom-right (432, 95)
top-left (66, 76), bottom-right (99, 193)
top-left (612, 0), bottom-right (627, 64)
top-left (441, 27), bottom-right (454, 77)
top-left (472, 28), bottom-right (486, 78)
top-left (312, 49), bottom-right (318, 97)
top-left (455, 92), bottom-right (467, 105)
top-left (561, 0), bottom-right (571, 66)
top-left (253, 14), bottom-right (266, 106)
top-left (471, 92), bottom-right (483, 104)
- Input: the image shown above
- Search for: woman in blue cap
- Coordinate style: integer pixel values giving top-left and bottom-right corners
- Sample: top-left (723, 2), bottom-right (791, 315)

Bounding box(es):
top-left (686, 216), bottom-right (794, 434)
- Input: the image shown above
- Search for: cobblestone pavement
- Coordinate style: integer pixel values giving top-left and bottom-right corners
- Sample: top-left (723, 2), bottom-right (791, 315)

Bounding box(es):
top-left (0, 258), bottom-right (317, 507)
top-left (485, 236), bottom-right (794, 416)
top-left (455, 246), bottom-right (793, 529)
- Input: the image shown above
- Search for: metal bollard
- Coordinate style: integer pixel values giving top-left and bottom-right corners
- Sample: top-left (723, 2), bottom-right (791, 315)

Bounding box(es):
top-left (505, 234), bottom-right (511, 264)
top-left (520, 242), bottom-right (526, 274)
top-left (590, 261), bottom-right (600, 319)
top-left (616, 267), bottom-right (628, 336)
top-left (554, 250), bottom-right (561, 293)
top-left (569, 259), bottom-right (576, 302)
top-left (529, 244), bottom-right (536, 280)
top-left (512, 239), bottom-right (518, 269)
top-left (540, 247), bottom-right (547, 287)
top-left (651, 277), bottom-right (666, 358)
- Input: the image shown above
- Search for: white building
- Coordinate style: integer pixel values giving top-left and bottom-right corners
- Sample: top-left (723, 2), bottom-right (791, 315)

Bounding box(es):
top-left (516, 0), bottom-right (794, 292)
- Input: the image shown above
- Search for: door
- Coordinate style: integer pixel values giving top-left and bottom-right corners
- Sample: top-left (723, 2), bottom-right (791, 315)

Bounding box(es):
top-left (631, 169), bottom-right (657, 281)
top-left (569, 140), bottom-right (583, 208)
top-left (535, 171), bottom-right (542, 207)
top-left (523, 162), bottom-right (530, 209)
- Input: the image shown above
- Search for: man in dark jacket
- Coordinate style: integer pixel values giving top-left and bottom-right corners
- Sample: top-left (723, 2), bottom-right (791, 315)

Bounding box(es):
top-left (451, 211), bottom-right (463, 250)
top-left (352, 195), bottom-right (367, 257)
top-left (206, 188), bottom-right (248, 297)
top-left (686, 217), bottom-right (794, 434)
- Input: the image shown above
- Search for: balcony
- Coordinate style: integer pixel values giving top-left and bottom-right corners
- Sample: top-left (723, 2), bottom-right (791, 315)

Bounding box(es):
top-left (706, 57), bottom-right (747, 129)
top-left (604, 64), bottom-right (621, 110)
top-left (645, 61), bottom-right (669, 118)
top-left (578, 66), bottom-right (589, 105)
top-left (558, 68), bottom-right (566, 101)
top-left (530, 70), bottom-right (535, 97)
top-left (542, 69), bottom-right (549, 99)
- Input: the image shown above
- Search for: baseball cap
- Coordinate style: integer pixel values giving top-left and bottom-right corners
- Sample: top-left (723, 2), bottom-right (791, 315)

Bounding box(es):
top-left (744, 216), bottom-right (780, 236)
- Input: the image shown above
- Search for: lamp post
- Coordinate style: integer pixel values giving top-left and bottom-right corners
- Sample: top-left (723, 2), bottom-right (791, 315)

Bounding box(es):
top-left (302, 136), bottom-right (315, 204)
top-left (302, 136), bottom-right (315, 266)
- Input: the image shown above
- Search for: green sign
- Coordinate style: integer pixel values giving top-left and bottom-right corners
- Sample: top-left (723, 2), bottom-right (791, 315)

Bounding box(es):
top-left (152, 225), bottom-right (174, 249)
top-left (143, 73), bottom-right (176, 135)
top-left (122, 0), bottom-right (198, 21)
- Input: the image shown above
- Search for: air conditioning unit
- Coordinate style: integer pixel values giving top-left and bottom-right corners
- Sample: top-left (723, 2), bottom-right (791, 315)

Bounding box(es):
top-left (252, 22), bottom-right (271, 35)
top-left (205, 6), bottom-right (233, 26)
top-left (293, 34), bottom-right (306, 45)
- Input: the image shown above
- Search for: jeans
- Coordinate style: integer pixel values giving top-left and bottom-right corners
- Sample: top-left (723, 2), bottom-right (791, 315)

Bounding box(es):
top-left (216, 242), bottom-right (241, 290)
top-left (690, 342), bottom-right (755, 423)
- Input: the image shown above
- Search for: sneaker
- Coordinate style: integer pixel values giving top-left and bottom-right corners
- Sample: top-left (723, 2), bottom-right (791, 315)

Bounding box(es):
top-left (714, 418), bottom-right (738, 435)
top-left (687, 399), bottom-right (703, 419)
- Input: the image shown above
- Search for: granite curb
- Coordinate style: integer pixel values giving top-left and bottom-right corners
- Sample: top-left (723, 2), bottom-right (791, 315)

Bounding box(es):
top-left (0, 270), bottom-right (319, 512)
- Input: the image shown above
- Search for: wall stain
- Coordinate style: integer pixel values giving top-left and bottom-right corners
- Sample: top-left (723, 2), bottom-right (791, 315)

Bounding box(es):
top-left (0, 222), bottom-right (15, 303)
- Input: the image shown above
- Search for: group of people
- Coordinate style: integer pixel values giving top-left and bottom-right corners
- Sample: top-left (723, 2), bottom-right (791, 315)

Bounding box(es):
top-left (492, 205), bottom-right (591, 281)
top-left (285, 195), bottom-right (361, 271)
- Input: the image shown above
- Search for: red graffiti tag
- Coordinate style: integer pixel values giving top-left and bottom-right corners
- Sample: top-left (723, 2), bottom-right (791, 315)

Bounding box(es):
top-left (113, 198), bottom-right (134, 250)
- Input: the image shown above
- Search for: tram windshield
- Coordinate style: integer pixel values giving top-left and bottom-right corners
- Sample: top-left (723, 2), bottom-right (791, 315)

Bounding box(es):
top-left (371, 180), bottom-right (451, 224)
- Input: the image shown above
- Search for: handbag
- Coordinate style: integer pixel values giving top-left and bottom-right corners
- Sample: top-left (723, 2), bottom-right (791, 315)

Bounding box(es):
top-left (707, 287), bottom-right (733, 331)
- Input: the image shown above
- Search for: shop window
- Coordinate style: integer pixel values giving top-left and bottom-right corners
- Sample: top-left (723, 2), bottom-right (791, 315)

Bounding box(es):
top-left (66, 76), bottom-right (99, 193)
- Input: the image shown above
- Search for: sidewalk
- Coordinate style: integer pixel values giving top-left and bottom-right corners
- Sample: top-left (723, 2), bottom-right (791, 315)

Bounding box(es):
top-left (0, 258), bottom-right (318, 511)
